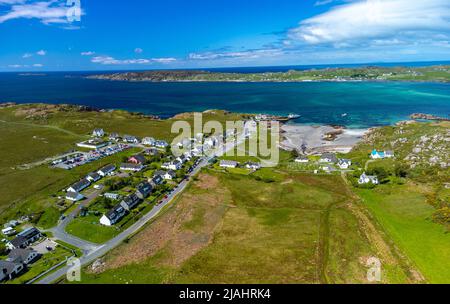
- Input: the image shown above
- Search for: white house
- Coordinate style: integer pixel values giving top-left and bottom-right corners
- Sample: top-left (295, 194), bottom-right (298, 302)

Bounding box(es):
top-left (163, 170), bottom-right (177, 180)
top-left (0, 261), bottom-right (24, 281)
top-left (92, 128), bottom-right (105, 137)
top-left (161, 160), bottom-right (182, 171)
top-left (338, 159), bottom-right (352, 169)
top-left (245, 162), bottom-right (261, 170)
top-left (320, 153), bottom-right (338, 163)
top-left (295, 156), bottom-right (309, 163)
top-left (142, 137), bottom-right (156, 146)
top-left (86, 172), bottom-right (101, 183)
top-left (120, 163), bottom-right (145, 172)
top-left (67, 179), bottom-right (91, 193)
top-left (2, 227), bottom-right (16, 236)
top-left (7, 248), bottom-right (40, 265)
top-left (104, 193), bottom-right (121, 200)
top-left (66, 191), bottom-right (84, 202)
top-left (97, 164), bottom-right (116, 177)
top-left (370, 150), bottom-right (385, 159)
top-left (384, 150), bottom-right (395, 158)
top-left (358, 173), bottom-right (379, 185)
top-left (220, 160), bottom-right (239, 168)
top-left (155, 140), bottom-right (169, 148)
top-left (100, 204), bottom-right (127, 226)
top-left (123, 135), bottom-right (140, 144)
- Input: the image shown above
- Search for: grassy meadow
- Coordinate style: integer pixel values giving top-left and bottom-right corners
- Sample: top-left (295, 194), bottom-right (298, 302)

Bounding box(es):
top-left (75, 170), bottom-right (410, 284)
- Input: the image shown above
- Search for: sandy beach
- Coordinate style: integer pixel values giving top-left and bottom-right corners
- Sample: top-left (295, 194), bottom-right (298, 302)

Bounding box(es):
top-left (280, 124), bottom-right (369, 154)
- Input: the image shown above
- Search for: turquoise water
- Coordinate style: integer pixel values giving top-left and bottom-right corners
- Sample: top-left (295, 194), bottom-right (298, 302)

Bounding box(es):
top-left (0, 72), bottom-right (449, 128)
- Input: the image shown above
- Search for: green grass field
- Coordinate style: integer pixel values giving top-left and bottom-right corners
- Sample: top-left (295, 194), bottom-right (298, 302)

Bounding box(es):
top-left (65, 214), bottom-right (120, 244)
top-left (75, 170), bottom-right (409, 284)
top-left (357, 183), bottom-right (450, 283)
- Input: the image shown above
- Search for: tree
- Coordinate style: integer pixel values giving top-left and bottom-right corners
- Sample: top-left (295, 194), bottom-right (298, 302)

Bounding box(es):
top-left (395, 164), bottom-right (409, 178)
top-left (0, 243), bottom-right (7, 255)
top-left (370, 167), bottom-right (389, 183)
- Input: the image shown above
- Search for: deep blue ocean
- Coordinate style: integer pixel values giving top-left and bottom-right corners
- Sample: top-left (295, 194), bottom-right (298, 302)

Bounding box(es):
top-left (0, 63), bottom-right (449, 128)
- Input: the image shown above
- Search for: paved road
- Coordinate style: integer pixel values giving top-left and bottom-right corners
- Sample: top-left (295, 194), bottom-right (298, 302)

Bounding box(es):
top-left (48, 189), bottom-right (103, 253)
top-left (37, 128), bottom-right (251, 284)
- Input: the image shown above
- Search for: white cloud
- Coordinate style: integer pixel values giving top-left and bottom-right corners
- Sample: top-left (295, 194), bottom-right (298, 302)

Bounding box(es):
top-left (8, 64), bottom-right (24, 68)
top-left (91, 56), bottom-right (151, 65)
top-left (134, 48), bottom-right (143, 54)
top-left (81, 51), bottom-right (95, 56)
top-left (33, 63), bottom-right (43, 67)
top-left (36, 49), bottom-right (46, 56)
top-left (287, 0), bottom-right (450, 45)
top-left (0, 0), bottom-right (84, 25)
top-left (22, 53), bottom-right (33, 58)
top-left (151, 57), bottom-right (176, 64)
top-left (188, 48), bottom-right (283, 61)
top-left (0, 0), bottom-right (25, 5)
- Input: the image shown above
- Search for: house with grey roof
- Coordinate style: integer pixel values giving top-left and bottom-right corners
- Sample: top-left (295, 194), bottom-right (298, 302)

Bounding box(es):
top-left (0, 260), bottom-right (24, 281)
top-left (338, 159), bottom-right (352, 169)
top-left (320, 153), bottom-right (338, 163)
top-left (66, 191), bottom-right (84, 202)
top-left (86, 172), bottom-right (101, 183)
top-left (7, 248), bottom-right (40, 265)
top-left (136, 182), bottom-right (153, 199)
top-left (7, 227), bottom-right (42, 250)
top-left (97, 164), bottom-right (116, 177)
top-left (120, 163), bottom-right (145, 172)
top-left (358, 173), bottom-right (379, 185)
top-left (219, 160), bottom-right (239, 168)
top-left (100, 204), bottom-right (127, 226)
top-left (67, 178), bottom-right (91, 193)
top-left (120, 193), bottom-right (141, 211)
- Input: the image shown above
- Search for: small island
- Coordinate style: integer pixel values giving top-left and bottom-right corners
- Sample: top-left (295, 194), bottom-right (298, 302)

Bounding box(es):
top-left (88, 65), bottom-right (450, 83)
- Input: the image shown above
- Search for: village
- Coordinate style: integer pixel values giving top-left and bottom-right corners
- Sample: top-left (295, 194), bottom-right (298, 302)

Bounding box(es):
top-left (1, 121), bottom-right (396, 283)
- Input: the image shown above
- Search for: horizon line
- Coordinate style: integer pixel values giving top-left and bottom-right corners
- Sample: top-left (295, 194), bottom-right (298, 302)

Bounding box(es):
top-left (1, 59), bottom-right (450, 74)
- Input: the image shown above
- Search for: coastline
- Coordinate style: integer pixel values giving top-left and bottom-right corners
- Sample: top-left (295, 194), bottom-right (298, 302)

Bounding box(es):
top-left (280, 124), bottom-right (369, 154)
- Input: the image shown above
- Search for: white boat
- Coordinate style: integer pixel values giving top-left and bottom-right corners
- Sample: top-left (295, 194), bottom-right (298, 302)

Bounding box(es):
top-left (341, 113), bottom-right (348, 117)
top-left (288, 114), bottom-right (301, 119)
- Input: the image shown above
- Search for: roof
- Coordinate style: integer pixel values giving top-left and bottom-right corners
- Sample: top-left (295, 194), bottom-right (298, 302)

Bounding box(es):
top-left (17, 227), bottom-right (41, 239)
top-left (122, 194), bottom-right (141, 208)
top-left (87, 172), bottom-right (101, 179)
top-left (338, 159), bottom-right (352, 164)
top-left (130, 154), bottom-right (146, 163)
top-left (7, 248), bottom-right (37, 263)
top-left (120, 163), bottom-right (144, 170)
top-left (0, 260), bottom-right (20, 275)
top-left (220, 160), bottom-right (238, 166)
top-left (66, 191), bottom-right (82, 199)
top-left (136, 182), bottom-right (153, 195)
top-left (99, 164), bottom-right (116, 172)
top-left (166, 170), bottom-right (176, 177)
top-left (69, 179), bottom-right (90, 192)
top-left (321, 153), bottom-right (338, 162)
top-left (10, 235), bottom-right (27, 248)
top-left (154, 170), bottom-right (166, 177)
top-left (105, 204), bottom-right (126, 221)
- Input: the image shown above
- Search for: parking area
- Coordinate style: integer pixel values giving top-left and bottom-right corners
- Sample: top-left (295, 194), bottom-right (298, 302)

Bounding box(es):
top-left (32, 238), bottom-right (58, 254)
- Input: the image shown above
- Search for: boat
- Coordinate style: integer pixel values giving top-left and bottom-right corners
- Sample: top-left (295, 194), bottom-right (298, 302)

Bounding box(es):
top-left (288, 114), bottom-right (301, 119)
top-left (341, 113), bottom-right (348, 117)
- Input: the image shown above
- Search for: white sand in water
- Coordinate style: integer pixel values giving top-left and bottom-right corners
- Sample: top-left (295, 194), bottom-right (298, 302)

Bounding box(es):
top-left (280, 124), bottom-right (368, 154)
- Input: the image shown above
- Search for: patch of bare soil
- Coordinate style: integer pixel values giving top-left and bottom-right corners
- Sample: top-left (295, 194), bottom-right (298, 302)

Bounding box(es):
top-left (97, 174), bottom-right (229, 272)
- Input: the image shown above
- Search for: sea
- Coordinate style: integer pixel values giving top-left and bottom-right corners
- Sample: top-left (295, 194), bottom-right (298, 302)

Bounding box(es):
top-left (0, 62), bottom-right (449, 128)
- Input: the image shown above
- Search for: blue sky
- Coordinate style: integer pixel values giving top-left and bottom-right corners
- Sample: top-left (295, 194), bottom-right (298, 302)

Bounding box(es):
top-left (1, 0), bottom-right (450, 71)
